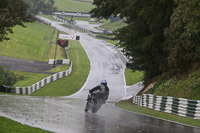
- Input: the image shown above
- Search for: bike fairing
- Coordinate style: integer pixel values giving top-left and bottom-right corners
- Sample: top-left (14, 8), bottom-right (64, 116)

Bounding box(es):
top-left (89, 84), bottom-right (109, 101)
top-left (85, 83), bottom-right (109, 113)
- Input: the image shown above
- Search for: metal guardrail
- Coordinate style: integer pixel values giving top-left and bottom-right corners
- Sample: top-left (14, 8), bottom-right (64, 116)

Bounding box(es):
top-left (133, 94), bottom-right (200, 119)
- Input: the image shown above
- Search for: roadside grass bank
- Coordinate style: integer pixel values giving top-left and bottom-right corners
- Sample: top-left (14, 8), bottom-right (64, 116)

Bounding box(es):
top-left (125, 69), bottom-right (144, 86)
top-left (145, 68), bottom-right (200, 100)
top-left (31, 40), bottom-right (90, 96)
top-left (90, 35), bottom-right (118, 46)
top-left (115, 100), bottom-right (200, 127)
top-left (100, 19), bottom-right (127, 32)
top-left (48, 30), bottom-right (66, 60)
top-left (46, 65), bottom-right (69, 73)
top-left (12, 71), bottom-right (50, 87)
top-left (0, 22), bottom-right (65, 62)
top-left (0, 116), bottom-right (51, 133)
top-left (54, 0), bottom-right (94, 12)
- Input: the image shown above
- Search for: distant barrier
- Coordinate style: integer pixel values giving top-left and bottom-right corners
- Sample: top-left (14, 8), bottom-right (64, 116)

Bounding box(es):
top-left (48, 59), bottom-right (70, 64)
top-left (117, 49), bottom-right (129, 66)
top-left (133, 94), bottom-right (200, 119)
top-left (3, 62), bottom-right (72, 95)
top-left (53, 16), bottom-right (115, 40)
top-left (36, 16), bottom-right (51, 26)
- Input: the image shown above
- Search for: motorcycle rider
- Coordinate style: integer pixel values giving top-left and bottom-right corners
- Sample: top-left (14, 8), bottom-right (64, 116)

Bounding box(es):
top-left (88, 80), bottom-right (109, 103)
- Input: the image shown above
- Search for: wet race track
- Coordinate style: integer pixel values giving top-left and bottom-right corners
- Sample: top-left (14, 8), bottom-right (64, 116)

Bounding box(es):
top-left (1, 96), bottom-right (200, 133)
top-left (0, 17), bottom-right (200, 133)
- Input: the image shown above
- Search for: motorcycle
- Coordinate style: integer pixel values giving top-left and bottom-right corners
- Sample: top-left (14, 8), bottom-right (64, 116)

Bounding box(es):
top-left (84, 92), bottom-right (105, 113)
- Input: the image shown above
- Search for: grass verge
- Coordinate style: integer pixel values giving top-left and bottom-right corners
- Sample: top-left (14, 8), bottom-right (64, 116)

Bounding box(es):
top-left (100, 19), bottom-right (127, 32)
top-left (12, 71), bottom-right (50, 87)
top-left (146, 68), bottom-right (200, 100)
top-left (125, 69), bottom-right (144, 86)
top-left (0, 116), bottom-right (51, 133)
top-left (0, 23), bottom-right (53, 61)
top-left (46, 65), bottom-right (69, 73)
top-left (115, 100), bottom-right (200, 127)
top-left (0, 22), bottom-right (65, 62)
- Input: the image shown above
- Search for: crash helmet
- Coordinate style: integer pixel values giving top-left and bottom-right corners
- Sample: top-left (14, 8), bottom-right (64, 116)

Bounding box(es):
top-left (101, 80), bottom-right (107, 86)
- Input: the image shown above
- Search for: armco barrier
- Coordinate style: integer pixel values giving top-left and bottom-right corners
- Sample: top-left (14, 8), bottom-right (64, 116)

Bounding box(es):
top-left (53, 16), bottom-right (115, 40)
top-left (5, 62), bottom-right (72, 95)
top-left (117, 48), bottom-right (130, 66)
top-left (133, 94), bottom-right (200, 119)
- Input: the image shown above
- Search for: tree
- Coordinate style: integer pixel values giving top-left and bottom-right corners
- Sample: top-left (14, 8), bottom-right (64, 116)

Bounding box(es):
top-left (91, 0), bottom-right (175, 84)
top-left (23, 0), bottom-right (57, 15)
top-left (164, 0), bottom-right (200, 74)
top-left (0, 0), bottom-right (31, 41)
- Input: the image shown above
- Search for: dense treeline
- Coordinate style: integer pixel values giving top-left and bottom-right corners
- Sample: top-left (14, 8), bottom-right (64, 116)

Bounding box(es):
top-left (90, 0), bottom-right (200, 85)
top-left (23, 0), bottom-right (57, 15)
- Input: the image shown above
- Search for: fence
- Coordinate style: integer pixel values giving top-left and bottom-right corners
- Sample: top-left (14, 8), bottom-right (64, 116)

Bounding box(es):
top-left (117, 48), bottom-right (131, 66)
top-left (3, 62), bottom-right (72, 95)
top-left (133, 94), bottom-right (200, 119)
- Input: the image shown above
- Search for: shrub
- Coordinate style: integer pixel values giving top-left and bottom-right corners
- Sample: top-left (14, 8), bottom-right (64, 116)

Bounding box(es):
top-left (0, 66), bottom-right (17, 86)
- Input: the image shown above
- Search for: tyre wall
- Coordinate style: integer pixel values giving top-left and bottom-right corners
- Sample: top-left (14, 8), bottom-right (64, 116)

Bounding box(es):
top-left (133, 94), bottom-right (200, 119)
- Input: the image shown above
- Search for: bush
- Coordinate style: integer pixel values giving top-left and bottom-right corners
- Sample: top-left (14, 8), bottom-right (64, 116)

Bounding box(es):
top-left (0, 66), bottom-right (17, 86)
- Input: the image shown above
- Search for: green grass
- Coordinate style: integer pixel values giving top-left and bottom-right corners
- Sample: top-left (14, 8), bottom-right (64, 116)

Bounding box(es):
top-left (54, 0), bottom-right (94, 12)
top-left (146, 69), bottom-right (200, 100)
top-left (100, 19), bottom-right (127, 32)
top-left (0, 23), bottom-right (52, 61)
top-left (47, 29), bottom-right (67, 59)
top-left (116, 100), bottom-right (200, 127)
top-left (125, 69), bottom-right (144, 86)
top-left (0, 116), bottom-right (51, 133)
top-left (12, 71), bottom-right (50, 87)
top-left (105, 39), bottom-right (118, 46)
top-left (0, 22), bottom-right (89, 97)
top-left (31, 40), bottom-right (90, 96)
top-left (47, 65), bottom-right (69, 73)
top-left (0, 22), bottom-right (65, 62)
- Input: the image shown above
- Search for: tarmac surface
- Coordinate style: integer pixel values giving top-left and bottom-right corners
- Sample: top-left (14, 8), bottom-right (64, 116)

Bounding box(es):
top-left (75, 20), bottom-right (103, 32)
top-left (0, 55), bottom-right (54, 74)
top-left (1, 95), bottom-right (200, 133)
top-left (0, 17), bottom-right (200, 133)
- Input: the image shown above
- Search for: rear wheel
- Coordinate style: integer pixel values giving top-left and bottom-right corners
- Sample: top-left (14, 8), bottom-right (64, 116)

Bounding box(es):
top-left (91, 101), bottom-right (102, 113)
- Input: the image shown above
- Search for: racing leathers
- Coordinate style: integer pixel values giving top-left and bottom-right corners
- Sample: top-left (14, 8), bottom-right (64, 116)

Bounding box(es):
top-left (88, 84), bottom-right (109, 103)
